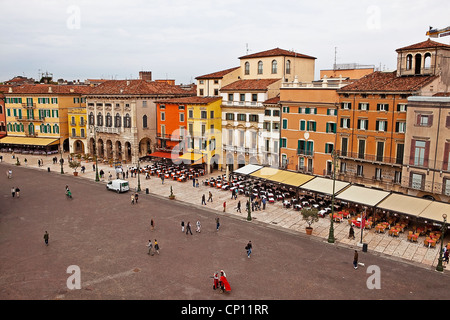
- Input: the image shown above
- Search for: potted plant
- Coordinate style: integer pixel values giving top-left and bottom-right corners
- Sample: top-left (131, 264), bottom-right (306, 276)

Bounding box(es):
top-left (69, 160), bottom-right (81, 176)
top-left (301, 207), bottom-right (319, 235)
top-left (169, 186), bottom-right (175, 200)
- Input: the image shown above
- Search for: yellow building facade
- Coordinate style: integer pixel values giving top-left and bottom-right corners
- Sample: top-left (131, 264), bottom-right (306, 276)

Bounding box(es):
top-left (68, 106), bottom-right (87, 154)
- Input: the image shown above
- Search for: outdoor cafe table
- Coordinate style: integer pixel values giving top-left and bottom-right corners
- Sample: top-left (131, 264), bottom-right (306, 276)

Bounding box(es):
top-left (425, 238), bottom-right (436, 248)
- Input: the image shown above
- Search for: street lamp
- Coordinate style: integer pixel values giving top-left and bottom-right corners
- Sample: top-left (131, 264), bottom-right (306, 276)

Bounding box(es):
top-left (137, 157), bottom-right (141, 193)
top-left (436, 213), bottom-right (448, 272)
top-left (59, 142), bottom-right (64, 174)
top-left (247, 181), bottom-right (252, 221)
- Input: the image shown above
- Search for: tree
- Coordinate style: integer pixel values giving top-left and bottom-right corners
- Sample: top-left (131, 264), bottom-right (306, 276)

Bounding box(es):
top-left (301, 207), bottom-right (319, 230)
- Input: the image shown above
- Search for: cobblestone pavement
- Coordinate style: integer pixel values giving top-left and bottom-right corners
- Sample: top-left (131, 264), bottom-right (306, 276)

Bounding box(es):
top-left (1, 152), bottom-right (447, 271)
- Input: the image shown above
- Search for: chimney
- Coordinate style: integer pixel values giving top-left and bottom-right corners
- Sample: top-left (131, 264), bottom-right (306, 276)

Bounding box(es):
top-left (139, 71), bottom-right (152, 81)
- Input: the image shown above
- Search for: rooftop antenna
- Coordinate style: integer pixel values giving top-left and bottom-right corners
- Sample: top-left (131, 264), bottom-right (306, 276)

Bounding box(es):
top-left (246, 43), bottom-right (251, 55)
top-left (334, 47), bottom-right (337, 70)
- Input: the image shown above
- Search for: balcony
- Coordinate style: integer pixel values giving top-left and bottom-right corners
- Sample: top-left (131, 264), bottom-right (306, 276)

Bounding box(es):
top-left (22, 103), bottom-right (35, 109)
top-left (297, 148), bottom-right (314, 157)
top-left (337, 151), bottom-right (402, 166)
top-left (224, 101), bottom-right (263, 108)
top-left (96, 127), bottom-right (120, 134)
top-left (156, 133), bottom-right (183, 141)
top-left (17, 116), bottom-right (44, 122)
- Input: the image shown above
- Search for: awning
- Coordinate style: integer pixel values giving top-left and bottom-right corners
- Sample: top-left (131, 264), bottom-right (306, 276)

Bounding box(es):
top-left (376, 193), bottom-right (432, 218)
top-left (0, 136), bottom-right (59, 146)
top-left (233, 164), bottom-right (263, 175)
top-left (250, 167), bottom-right (280, 179)
top-left (335, 185), bottom-right (390, 207)
top-left (300, 177), bottom-right (350, 195)
top-left (418, 201), bottom-right (450, 222)
top-left (148, 151), bottom-right (179, 160)
top-left (179, 152), bottom-right (204, 162)
top-left (269, 170), bottom-right (314, 187)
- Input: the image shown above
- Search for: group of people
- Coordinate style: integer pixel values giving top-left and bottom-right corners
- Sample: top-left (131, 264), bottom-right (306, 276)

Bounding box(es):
top-left (181, 220), bottom-right (202, 234)
top-left (212, 270), bottom-right (231, 293)
top-left (11, 186), bottom-right (20, 198)
top-left (131, 192), bottom-right (139, 204)
top-left (146, 239), bottom-right (160, 256)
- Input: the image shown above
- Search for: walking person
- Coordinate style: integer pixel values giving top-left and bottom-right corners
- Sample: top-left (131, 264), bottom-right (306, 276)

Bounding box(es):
top-left (349, 225), bottom-right (355, 240)
top-left (15, 187), bottom-right (20, 198)
top-left (131, 193), bottom-right (135, 205)
top-left (245, 241), bottom-right (252, 258)
top-left (181, 220), bottom-right (185, 233)
top-left (196, 220), bottom-right (201, 233)
top-left (134, 193), bottom-right (139, 204)
top-left (223, 201), bottom-right (226, 212)
top-left (262, 197), bottom-right (266, 210)
top-left (353, 250), bottom-right (359, 269)
top-left (38, 159), bottom-right (41, 167)
top-left (154, 239), bottom-right (160, 254)
top-left (150, 219), bottom-right (154, 231)
top-left (215, 217), bottom-right (220, 231)
top-left (208, 191), bottom-right (213, 202)
top-left (236, 200), bottom-right (241, 213)
top-left (44, 231), bottom-right (49, 246)
top-left (11, 187), bottom-right (15, 198)
top-left (186, 221), bottom-right (193, 235)
top-left (147, 240), bottom-right (153, 255)
top-left (201, 194), bottom-right (206, 205)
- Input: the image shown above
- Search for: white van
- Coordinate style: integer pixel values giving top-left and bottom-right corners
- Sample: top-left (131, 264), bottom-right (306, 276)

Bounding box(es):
top-left (106, 179), bottom-right (130, 193)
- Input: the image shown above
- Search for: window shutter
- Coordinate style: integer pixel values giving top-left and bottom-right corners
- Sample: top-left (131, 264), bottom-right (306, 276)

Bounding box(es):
top-left (385, 104), bottom-right (389, 111)
top-left (443, 142), bottom-right (450, 171)
top-left (424, 141), bottom-right (430, 167)
top-left (409, 139), bottom-right (416, 165)
top-left (357, 120), bottom-right (361, 130)
top-left (428, 115), bottom-right (433, 127)
top-left (395, 122), bottom-right (399, 133)
top-left (376, 120), bottom-right (379, 131)
top-left (416, 114), bottom-right (421, 125)
top-left (446, 116), bottom-right (450, 128)
top-left (377, 104), bottom-right (380, 111)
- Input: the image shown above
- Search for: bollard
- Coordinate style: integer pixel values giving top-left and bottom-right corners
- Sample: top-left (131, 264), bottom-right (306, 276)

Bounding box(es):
top-left (362, 243), bottom-right (368, 252)
top-left (146, 188), bottom-right (149, 194)
top-left (48, 167), bottom-right (50, 172)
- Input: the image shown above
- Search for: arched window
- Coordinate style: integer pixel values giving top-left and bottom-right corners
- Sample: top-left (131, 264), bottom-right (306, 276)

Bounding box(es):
top-left (53, 124), bottom-right (59, 134)
top-left (406, 54), bottom-right (413, 70)
top-left (424, 52), bottom-right (431, 69)
top-left (89, 112), bottom-right (94, 125)
top-left (414, 53), bottom-right (422, 75)
top-left (244, 62), bottom-right (250, 75)
top-left (143, 115), bottom-right (148, 128)
top-left (28, 123), bottom-right (33, 134)
top-left (97, 112), bottom-right (103, 126)
top-left (271, 60), bottom-right (277, 74)
top-left (106, 112), bottom-right (112, 127)
top-left (115, 113), bottom-right (121, 127)
top-left (286, 60), bottom-right (291, 74)
top-left (124, 113), bottom-right (131, 128)
top-left (257, 61), bottom-right (263, 74)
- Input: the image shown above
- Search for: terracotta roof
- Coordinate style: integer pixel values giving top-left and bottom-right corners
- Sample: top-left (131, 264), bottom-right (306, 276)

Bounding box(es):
top-left (87, 80), bottom-right (192, 96)
top-left (196, 67), bottom-right (240, 80)
top-left (3, 84), bottom-right (91, 95)
top-left (338, 71), bottom-right (437, 93)
top-left (155, 96), bottom-right (222, 105)
top-left (264, 96), bottom-right (280, 105)
top-left (220, 78), bottom-right (282, 91)
top-left (396, 39), bottom-right (450, 52)
top-left (433, 92), bottom-right (450, 97)
top-left (239, 47), bottom-right (316, 60)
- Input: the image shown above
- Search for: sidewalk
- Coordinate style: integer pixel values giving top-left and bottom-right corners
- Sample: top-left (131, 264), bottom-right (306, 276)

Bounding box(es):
top-left (1, 151), bottom-right (447, 271)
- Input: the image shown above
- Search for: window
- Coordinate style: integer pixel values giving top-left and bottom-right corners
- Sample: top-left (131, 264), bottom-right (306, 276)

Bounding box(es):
top-left (271, 60), bottom-right (277, 74)
top-left (199, 89), bottom-right (204, 96)
top-left (395, 121), bottom-right (406, 133)
top-left (273, 110), bottom-right (280, 117)
top-left (327, 108), bottom-right (336, 116)
top-left (249, 114), bottom-right (258, 122)
top-left (286, 60), bottom-right (291, 74)
top-left (377, 104), bottom-right (389, 111)
top-left (106, 113), bottom-right (112, 127)
top-left (397, 104), bottom-right (407, 112)
top-left (258, 61), bottom-right (263, 74)
top-left (240, 94), bottom-right (245, 102)
top-left (245, 62), bottom-right (250, 75)
top-left (341, 137), bottom-right (348, 157)
top-left (424, 52), bottom-right (431, 69)
top-left (97, 112), bottom-right (103, 126)
top-left (71, 128), bottom-right (76, 137)
top-left (396, 143), bottom-right (404, 165)
top-left (282, 119), bottom-right (288, 129)
top-left (228, 129), bottom-right (233, 145)
top-left (272, 122), bottom-right (279, 130)
top-left (375, 168), bottom-right (382, 180)
top-left (188, 109), bottom-right (193, 119)
top-left (282, 106), bottom-right (290, 113)
top-left (410, 172), bottom-right (424, 190)
top-left (71, 116), bottom-right (76, 126)
top-left (411, 140), bottom-right (429, 167)
top-left (210, 110), bottom-right (214, 119)
top-left (124, 113), bottom-right (131, 128)
top-left (358, 103), bottom-right (369, 111)
top-left (358, 140), bottom-right (366, 159)
top-left (239, 130), bottom-right (245, 145)
top-left (326, 122), bottom-right (336, 133)
top-left (376, 141), bottom-right (384, 162)
top-left (201, 111), bottom-right (207, 119)
top-left (280, 138), bottom-right (287, 148)
top-left (228, 94), bottom-right (234, 101)
top-left (225, 113), bottom-right (234, 121)
top-left (80, 128), bottom-right (85, 138)
top-left (237, 114), bottom-right (246, 121)
top-left (265, 109), bottom-right (271, 116)
top-left (357, 164), bottom-right (364, 177)
top-left (340, 118), bottom-right (350, 129)
top-left (325, 143), bottom-right (334, 154)
top-left (416, 114), bottom-right (433, 127)
top-left (89, 112), bottom-right (94, 125)
top-left (160, 112), bottom-right (165, 121)
top-left (252, 94), bottom-right (257, 102)
top-left (306, 141), bottom-right (314, 156)
top-left (300, 120), bottom-right (306, 131)
top-left (214, 89), bottom-right (219, 96)
top-left (307, 121), bottom-right (316, 132)
top-left (406, 54), bottom-right (413, 70)
top-left (357, 119), bottom-right (368, 130)
top-left (159, 104), bottom-right (165, 109)
top-left (376, 120), bottom-right (387, 132)
top-left (179, 113), bottom-right (185, 122)
top-left (143, 115), bottom-right (148, 128)
top-left (394, 171), bottom-right (402, 184)
top-left (341, 102), bottom-right (351, 110)
top-left (115, 113), bottom-right (121, 127)
top-left (263, 122), bottom-right (271, 131)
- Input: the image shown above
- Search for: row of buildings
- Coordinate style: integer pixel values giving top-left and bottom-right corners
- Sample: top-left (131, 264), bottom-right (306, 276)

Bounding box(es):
top-left (1, 39), bottom-right (449, 202)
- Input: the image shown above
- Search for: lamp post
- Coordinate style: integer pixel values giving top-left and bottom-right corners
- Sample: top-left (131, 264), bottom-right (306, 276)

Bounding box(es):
top-left (59, 142), bottom-right (64, 174)
top-left (247, 181), bottom-right (252, 221)
top-left (137, 157), bottom-right (141, 193)
top-left (435, 213), bottom-right (448, 272)
top-left (90, 125), bottom-right (100, 182)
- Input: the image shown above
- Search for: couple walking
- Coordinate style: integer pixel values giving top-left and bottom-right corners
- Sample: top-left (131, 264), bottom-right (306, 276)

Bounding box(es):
top-left (146, 239), bottom-right (160, 255)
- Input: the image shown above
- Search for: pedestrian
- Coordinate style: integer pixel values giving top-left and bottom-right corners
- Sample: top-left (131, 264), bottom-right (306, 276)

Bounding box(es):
top-left (262, 197), bottom-right (266, 210)
top-left (245, 240), bottom-right (252, 258)
top-left (223, 201), bottom-right (226, 212)
top-left (444, 247), bottom-right (449, 264)
top-left (44, 231), bottom-right (49, 246)
top-left (154, 239), bottom-right (160, 254)
top-left (134, 193), bottom-right (139, 204)
top-left (201, 194), bottom-right (206, 205)
top-left (349, 225), bottom-right (355, 240)
top-left (181, 220), bottom-right (185, 233)
top-left (196, 179), bottom-right (199, 188)
top-left (161, 175), bottom-right (164, 184)
top-left (208, 191), bottom-right (213, 202)
top-left (196, 220), bottom-right (201, 233)
top-left (131, 194), bottom-right (135, 205)
top-left (24, 158), bottom-right (27, 165)
top-left (213, 272), bottom-right (219, 290)
top-left (150, 219), bottom-right (154, 231)
top-left (186, 221), bottom-right (193, 235)
top-left (11, 187), bottom-right (15, 197)
top-left (7, 169), bottom-right (12, 179)
top-left (216, 217), bottom-right (220, 231)
top-left (236, 200), bottom-right (241, 213)
top-left (353, 250), bottom-right (358, 269)
top-left (38, 159), bottom-right (41, 167)
top-left (81, 166), bottom-right (85, 173)
top-left (40, 159), bottom-right (43, 167)
top-left (15, 187), bottom-right (20, 198)
top-left (147, 240), bottom-right (153, 255)
top-left (92, 164), bottom-right (95, 171)
top-left (193, 178), bottom-right (196, 187)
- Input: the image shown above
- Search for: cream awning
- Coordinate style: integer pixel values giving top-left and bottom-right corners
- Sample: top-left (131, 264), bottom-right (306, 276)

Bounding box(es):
top-left (418, 201), bottom-right (450, 222)
top-left (270, 170), bottom-right (314, 187)
top-left (0, 136), bottom-right (59, 146)
top-left (376, 193), bottom-right (433, 217)
top-left (233, 164), bottom-right (263, 175)
top-left (300, 177), bottom-right (350, 196)
top-left (336, 185), bottom-right (390, 207)
top-left (250, 166), bottom-right (280, 179)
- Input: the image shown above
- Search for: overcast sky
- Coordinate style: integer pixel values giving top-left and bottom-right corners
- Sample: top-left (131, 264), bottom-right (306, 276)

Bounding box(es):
top-left (1, 0), bottom-right (449, 84)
